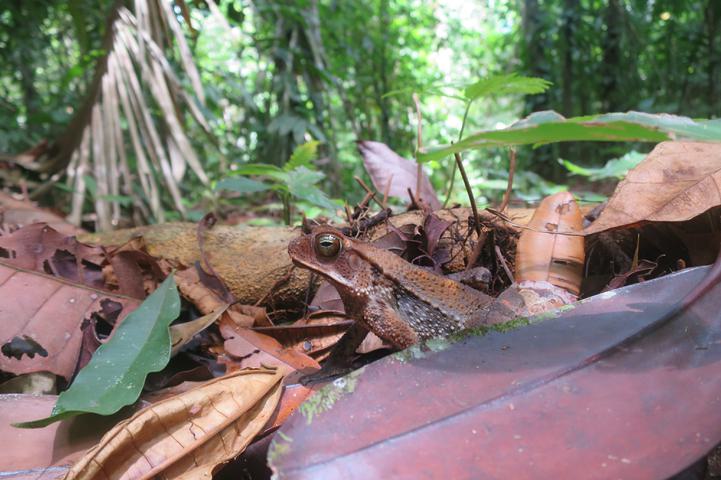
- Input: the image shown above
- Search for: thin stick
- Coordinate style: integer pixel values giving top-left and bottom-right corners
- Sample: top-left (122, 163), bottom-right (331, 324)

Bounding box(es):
top-left (413, 93), bottom-right (423, 203)
top-left (353, 175), bottom-right (384, 209)
top-left (486, 208), bottom-right (586, 237)
top-left (454, 152), bottom-right (481, 236)
top-left (495, 245), bottom-right (515, 283)
top-left (499, 148), bottom-right (517, 213)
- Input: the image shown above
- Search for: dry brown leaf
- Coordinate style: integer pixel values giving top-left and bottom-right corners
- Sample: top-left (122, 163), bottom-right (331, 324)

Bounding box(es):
top-left (515, 191), bottom-right (585, 295)
top-left (64, 368), bottom-right (284, 480)
top-left (258, 314), bottom-right (352, 357)
top-left (0, 223), bottom-right (105, 287)
top-left (585, 141), bottom-right (721, 234)
top-left (1, 394), bottom-right (112, 478)
top-left (219, 316), bottom-right (320, 373)
top-left (169, 305), bottom-right (228, 357)
top-left (0, 260), bottom-right (140, 379)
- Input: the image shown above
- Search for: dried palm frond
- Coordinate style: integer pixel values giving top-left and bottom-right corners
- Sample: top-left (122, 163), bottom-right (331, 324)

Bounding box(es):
top-left (47, 0), bottom-right (211, 230)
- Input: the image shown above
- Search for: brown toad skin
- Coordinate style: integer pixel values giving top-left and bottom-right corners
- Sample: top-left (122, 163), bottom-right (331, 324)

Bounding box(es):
top-left (288, 225), bottom-right (496, 349)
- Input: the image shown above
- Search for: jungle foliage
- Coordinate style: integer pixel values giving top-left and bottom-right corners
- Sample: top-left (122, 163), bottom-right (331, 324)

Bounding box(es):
top-left (1, 0), bottom-right (719, 225)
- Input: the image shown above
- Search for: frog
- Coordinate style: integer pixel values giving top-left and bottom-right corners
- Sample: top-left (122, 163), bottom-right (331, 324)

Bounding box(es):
top-left (288, 225), bottom-right (507, 379)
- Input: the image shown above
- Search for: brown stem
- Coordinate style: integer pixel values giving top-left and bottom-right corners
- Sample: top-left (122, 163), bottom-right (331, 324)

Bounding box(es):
top-left (495, 245), bottom-right (515, 283)
top-left (353, 176), bottom-right (384, 210)
top-left (454, 152), bottom-right (481, 237)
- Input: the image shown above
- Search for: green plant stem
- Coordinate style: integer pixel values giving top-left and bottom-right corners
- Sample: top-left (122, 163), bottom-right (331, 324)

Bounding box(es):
top-left (442, 100), bottom-right (472, 207)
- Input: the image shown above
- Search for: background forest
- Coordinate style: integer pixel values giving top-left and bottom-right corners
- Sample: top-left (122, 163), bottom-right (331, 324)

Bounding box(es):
top-left (1, 0), bottom-right (720, 227)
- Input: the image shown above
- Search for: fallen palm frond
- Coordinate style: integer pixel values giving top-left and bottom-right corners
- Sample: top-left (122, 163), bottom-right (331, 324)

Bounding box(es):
top-left (34, 0), bottom-right (212, 230)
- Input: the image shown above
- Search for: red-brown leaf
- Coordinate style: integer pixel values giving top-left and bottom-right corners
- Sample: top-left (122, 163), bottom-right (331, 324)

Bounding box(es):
top-left (0, 260), bottom-right (140, 379)
top-left (269, 261), bottom-right (721, 479)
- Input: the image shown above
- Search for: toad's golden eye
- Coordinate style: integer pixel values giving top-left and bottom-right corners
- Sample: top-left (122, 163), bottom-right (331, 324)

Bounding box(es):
top-left (314, 233), bottom-right (341, 258)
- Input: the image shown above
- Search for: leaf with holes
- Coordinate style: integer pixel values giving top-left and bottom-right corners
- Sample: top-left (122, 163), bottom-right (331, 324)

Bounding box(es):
top-left (16, 274), bottom-right (180, 428)
top-left (0, 260), bottom-right (140, 380)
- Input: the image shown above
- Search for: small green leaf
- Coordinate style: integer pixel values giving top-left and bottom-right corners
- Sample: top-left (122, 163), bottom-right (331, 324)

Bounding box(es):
top-left (285, 140), bottom-right (320, 171)
top-left (15, 275), bottom-right (180, 428)
top-left (285, 166), bottom-right (338, 211)
top-left (560, 151), bottom-right (645, 181)
top-left (229, 163), bottom-right (285, 176)
top-left (216, 176), bottom-right (270, 194)
top-left (463, 74), bottom-right (552, 101)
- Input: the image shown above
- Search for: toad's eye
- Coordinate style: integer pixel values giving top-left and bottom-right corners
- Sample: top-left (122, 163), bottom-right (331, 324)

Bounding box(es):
top-left (314, 233), bottom-right (341, 258)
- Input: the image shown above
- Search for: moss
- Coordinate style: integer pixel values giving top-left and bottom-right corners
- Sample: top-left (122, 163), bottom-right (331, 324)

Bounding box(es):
top-left (297, 367), bottom-right (365, 424)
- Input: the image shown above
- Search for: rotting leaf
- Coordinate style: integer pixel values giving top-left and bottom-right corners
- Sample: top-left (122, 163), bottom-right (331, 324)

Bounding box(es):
top-left (62, 368), bottom-right (284, 480)
top-left (270, 261), bottom-right (721, 479)
top-left (15, 274), bottom-right (180, 428)
top-left (585, 141), bottom-right (721, 234)
top-left (0, 260), bottom-right (140, 379)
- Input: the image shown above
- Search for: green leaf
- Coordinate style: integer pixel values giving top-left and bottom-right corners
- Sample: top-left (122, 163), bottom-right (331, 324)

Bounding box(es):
top-left (285, 166), bottom-right (339, 211)
top-left (229, 163), bottom-right (285, 176)
top-left (216, 176), bottom-right (270, 194)
top-left (285, 140), bottom-right (320, 171)
top-left (560, 151), bottom-right (645, 181)
top-left (463, 74), bottom-right (552, 101)
top-left (419, 111), bottom-right (721, 163)
top-left (15, 275), bottom-right (181, 428)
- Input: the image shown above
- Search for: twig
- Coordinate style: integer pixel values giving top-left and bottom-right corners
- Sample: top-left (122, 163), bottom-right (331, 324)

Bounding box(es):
top-left (495, 245), bottom-right (515, 283)
top-left (499, 148), bottom-right (517, 213)
top-left (353, 175), bottom-right (384, 210)
top-left (454, 152), bottom-right (481, 237)
top-left (413, 93), bottom-right (423, 203)
top-left (486, 208), bottom-right (586, 237)
top-left (342, 208), bottom-right (392, 237)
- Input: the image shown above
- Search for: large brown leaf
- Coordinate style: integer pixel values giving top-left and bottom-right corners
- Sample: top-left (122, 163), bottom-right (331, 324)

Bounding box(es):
top-left (64, 368), bottom-right (283, 480)
top-left (0, 394), bottom-right (113, 480)
top-left (0, 260), bottom-right (140, 379)
top-left (585, 141), bottom-right (721, 234)
top-left (357, 140), bottom-right (441, 210)
top-left (269, 261), bottom-right (721, 479)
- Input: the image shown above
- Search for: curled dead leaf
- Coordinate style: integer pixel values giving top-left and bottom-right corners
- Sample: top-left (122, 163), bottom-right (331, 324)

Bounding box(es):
top-left (64, 368), bottom-right (284, 480)
top-left (515, 192), bottom-right (585, 295)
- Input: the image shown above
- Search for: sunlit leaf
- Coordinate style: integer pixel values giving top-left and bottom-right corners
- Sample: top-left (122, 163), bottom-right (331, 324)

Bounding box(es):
top-left (419, 111), bottom-right (721, 162)
top-left (228, 163), bottom-right (285, 176)
top-left (285, 140), bottom-right (320, 171)
top-left (15, 275), bottom-right (180, 428)
top-left (561, 150), bottom-right (645, 181)
top-left (463, 74), bottom-right (551, 101)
